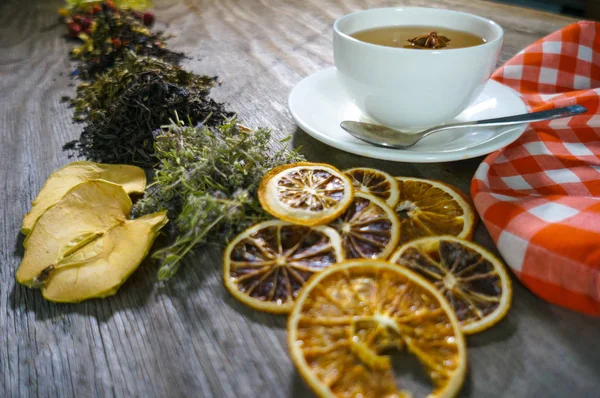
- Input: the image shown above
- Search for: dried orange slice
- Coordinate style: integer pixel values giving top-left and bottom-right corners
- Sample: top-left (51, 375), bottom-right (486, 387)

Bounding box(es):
top-left (390, 236), bottom-right (512, 334)
top-left (344, 167), bottom-right (399, 207)
top-left (288, 259), bottom-right (467, 398)
top-left (223, 220), bottom-right (344, 314)
top-left (258, 162), bottom-right (354, 226)
top-left (395, 177), bottom-right (476, 244)
top-left (329, 192), bottom-right (400, 260)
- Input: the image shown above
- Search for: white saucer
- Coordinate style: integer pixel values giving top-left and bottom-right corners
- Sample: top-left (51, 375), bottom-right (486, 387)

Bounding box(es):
top-left (288, 68), bottom-right (528, 163)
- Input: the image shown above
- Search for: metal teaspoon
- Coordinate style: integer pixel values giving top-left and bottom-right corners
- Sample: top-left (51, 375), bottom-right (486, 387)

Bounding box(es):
top-left (340, 105), bottom-right (588, 149)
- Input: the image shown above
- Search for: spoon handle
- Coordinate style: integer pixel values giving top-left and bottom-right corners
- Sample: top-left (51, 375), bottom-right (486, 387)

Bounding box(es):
top-left (423, 105), bottom-right (588, 136)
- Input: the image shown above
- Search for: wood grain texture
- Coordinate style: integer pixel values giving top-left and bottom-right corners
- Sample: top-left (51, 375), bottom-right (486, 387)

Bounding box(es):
top-left (1, 0), bottom-right (598, 397)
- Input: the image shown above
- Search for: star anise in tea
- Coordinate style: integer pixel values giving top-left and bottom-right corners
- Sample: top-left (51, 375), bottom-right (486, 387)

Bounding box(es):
top-left (406, 31), bottom-right (451, 49)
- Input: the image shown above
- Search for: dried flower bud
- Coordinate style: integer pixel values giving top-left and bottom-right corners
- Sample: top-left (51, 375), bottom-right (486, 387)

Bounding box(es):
top-left (143, 12), bottom-right (155, 26)
top-left (67, 21), bottom-right (82, 38)
top-left (79, 17), bottom-right (92, 28)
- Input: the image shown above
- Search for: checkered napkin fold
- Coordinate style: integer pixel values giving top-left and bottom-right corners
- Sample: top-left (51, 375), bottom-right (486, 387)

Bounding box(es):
top-left (471, 21), bottom-right (600, 316)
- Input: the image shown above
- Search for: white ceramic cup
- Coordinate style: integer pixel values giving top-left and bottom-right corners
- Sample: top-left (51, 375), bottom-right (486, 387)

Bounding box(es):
top-left (333, 7), bottom-right (504, 130)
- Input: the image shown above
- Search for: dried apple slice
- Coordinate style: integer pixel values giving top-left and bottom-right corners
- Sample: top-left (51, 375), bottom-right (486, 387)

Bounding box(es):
top-left (16, 180), bottom-right (167, 303)
top-left (21, 161), bottom-right (146, 235)
top-left (42, 212), bottom-right (168, 302)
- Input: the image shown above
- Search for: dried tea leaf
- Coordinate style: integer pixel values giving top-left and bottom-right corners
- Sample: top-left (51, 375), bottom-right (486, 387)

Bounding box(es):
top-left (21, 161), bottom-right (146, 235)
top-left (63, 55), bottom-right (233, 166)
top-left (16, 180), bottom-right (167, 302)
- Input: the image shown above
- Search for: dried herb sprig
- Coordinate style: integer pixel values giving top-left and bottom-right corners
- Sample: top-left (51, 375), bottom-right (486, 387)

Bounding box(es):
top-left (64, 55), bottom-right (234, 166)
top-left (132, 117), bottom-right (305, 279)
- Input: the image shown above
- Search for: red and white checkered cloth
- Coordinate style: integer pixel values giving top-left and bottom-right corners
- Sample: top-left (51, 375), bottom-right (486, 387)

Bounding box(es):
top-left (471, 21), bottom-right (600, 316)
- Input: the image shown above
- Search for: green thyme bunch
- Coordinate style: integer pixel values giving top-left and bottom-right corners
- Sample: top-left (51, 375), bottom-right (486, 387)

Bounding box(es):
top-left (133, 118), bottom-right (304, 279)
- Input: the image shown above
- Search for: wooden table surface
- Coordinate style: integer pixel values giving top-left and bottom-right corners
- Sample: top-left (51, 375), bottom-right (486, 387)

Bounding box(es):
top-left (1, 0), bottom-right (599, 396)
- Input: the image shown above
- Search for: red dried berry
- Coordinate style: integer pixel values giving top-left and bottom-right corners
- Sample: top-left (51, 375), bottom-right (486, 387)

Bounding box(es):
top-left (80, 17), bottom-right (92, 28)
top-left (112, 38), bottom-right (122, 49)
top-left (105, 0), bottom-right (116, 10)
top-left (143, 12), bottom-right (155, 26)
top-left (92, 5), bottom-right (102, 14)
top-left (67, 21), bottom-right (81, 38)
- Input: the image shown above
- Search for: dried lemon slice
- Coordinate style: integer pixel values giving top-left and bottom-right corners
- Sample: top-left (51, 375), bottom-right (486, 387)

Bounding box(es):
top-left (390, 236), bottom-right (512, 334)
top-left (289, 259), bottom-right (466, 398)
top-left (258, 162), bottom-right (354, 226)
top-left (329, 192), bottom-right (400, 260)
top-left (344, 167), bottom-right (400, 207)
top-left (395, 177), bottom-right (476, 244)
top-left (223, 220), bottom-right (344, 314)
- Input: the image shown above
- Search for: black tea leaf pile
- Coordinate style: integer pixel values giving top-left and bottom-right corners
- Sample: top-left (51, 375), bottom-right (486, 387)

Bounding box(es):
top-left (63, 55), bottom-right (234, 167)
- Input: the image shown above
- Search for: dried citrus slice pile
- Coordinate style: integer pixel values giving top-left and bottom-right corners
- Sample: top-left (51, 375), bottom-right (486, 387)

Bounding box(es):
top-left (223, 220), bottom-right (343, 313)
top-left (395, 177), bottom-right (476, 244)
top-left (288, 260), bottom-right (466, 398)
top-left (344, 167), bottom-right (399, 207)
top-left (390, 236), bottom-right (511, 334)
top-left (329, 192), bottom-right (400, 260)
top-left (258, 162), bottom-right (354, 226)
